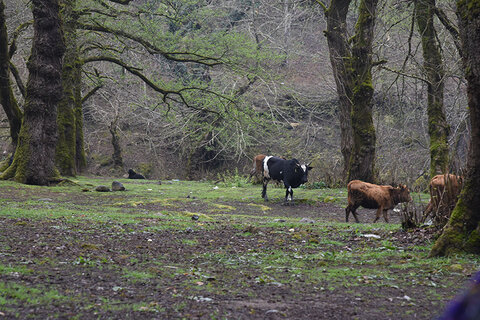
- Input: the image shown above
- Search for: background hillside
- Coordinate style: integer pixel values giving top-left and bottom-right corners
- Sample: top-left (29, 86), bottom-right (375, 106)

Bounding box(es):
top-left (0, 0), bottom-right (469, 188)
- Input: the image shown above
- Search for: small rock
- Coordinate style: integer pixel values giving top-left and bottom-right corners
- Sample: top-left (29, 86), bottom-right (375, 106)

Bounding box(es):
top-left (299, 218), bottom-right (315, 224)
top-left (194, 296), bottom-right (213, 302)
top-left (95, 185), bottom-right (110, 192)
top-left (185, 227), bottom-right (194, 233)
top-left (111, 181), bottom-right (125, 191)
top-left (274, 219), bottom-right (286, 223)
top-left (362, 234), bottom-right (381, 239)
top-left (191, 215), bottom-right (199, 221)
top-left (265, 309), bottom-right (279, 314)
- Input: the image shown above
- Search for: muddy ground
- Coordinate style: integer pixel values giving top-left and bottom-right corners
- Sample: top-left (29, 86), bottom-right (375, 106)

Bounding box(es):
top-left (0, 180), bottom-right (476, 319)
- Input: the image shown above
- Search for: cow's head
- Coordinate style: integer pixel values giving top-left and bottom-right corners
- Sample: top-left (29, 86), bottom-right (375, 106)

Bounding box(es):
top-left (392, 184), bottom-right (412, 203)
top-left (296, 162), bottom-right (313, 184)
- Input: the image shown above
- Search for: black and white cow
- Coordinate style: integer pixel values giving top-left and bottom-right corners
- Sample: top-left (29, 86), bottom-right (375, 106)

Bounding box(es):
top-left (261, 156), bottom-right (312, 203)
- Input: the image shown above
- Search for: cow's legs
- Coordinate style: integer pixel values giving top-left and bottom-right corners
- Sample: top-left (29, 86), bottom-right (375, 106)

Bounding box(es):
top-left (373, 207), bottom-right (383, 223)
top-left (346, 204), bottom-right (360, 223)
top-left (382, 209), bottom-right (389, 222)
top-left (345, 206), bottom-right (350, 222)
top-left (284, 186), bottom-right (293, 204)
top-left (262, 178), bottom-right (270, 201)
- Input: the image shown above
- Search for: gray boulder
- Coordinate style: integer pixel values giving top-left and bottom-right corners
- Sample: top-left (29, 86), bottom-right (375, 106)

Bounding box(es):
top-left (112, 181), bottom-right (125, 191)
top-left (95, 185), bottom-right (110, 192)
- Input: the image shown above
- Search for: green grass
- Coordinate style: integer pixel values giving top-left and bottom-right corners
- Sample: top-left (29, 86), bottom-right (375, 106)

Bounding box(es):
top-left (0, 264), bottom-right (34, 276)
top-left (0, 282), bottom-right (68, 306)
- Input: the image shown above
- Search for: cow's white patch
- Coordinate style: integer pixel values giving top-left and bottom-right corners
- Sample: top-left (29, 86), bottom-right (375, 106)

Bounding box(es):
top-left (263, 156), bottom-right (273, 179)
top-left (301, 164), bottom-right (307, 172)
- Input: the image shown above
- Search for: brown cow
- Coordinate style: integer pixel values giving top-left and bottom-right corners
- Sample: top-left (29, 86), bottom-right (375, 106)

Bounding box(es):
top-left (345, 180), bottom-right (412, 223)
top-left (422, 174), bottom-right (462, 222)
top-left (249, 154), bottom-right (266, 178)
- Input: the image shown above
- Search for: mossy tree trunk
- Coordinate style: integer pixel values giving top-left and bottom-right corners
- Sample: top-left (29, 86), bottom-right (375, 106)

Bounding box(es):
top-left (109, 119), bottom-right (123, 168)
top-left (321, 0), bottom-right (378, 183)
top-left (347, 0), bottom-right (378, 183)
top-left (430, 0), bottom-right (480, 256)
top-left (0, 0), bottom-right (65, 185)
top-left (323, 0), bottom-right (354, 179)
top-left (415, 0), bottom-right (450, 178)
top-left (0, 0), bottom-right (23, 152)
top-left (74, 60), bottom-right (87, 172)
top-left (56, 0), bottom-right (78, 176)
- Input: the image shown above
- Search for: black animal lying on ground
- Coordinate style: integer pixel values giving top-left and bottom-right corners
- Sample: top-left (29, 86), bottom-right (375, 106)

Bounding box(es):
top-left (128, 169), bottom-right (145, 179)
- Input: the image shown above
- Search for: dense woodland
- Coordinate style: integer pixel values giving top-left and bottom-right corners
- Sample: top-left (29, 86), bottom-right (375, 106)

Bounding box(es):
top-left (0, 0), bottom-right (468, 183)
top-left (0, 0), bottom-right (479, 255)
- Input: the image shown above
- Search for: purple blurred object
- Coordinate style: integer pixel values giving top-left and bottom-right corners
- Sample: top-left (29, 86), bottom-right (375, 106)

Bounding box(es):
top-left (438, 271), bottom-right (480, 320)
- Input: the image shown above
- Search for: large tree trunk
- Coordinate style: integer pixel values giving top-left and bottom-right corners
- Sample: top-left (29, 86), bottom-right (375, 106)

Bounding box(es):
top-left (0, 0), bottom-right (23, 152)
top-left (56, 0), bottom-right (77, 176)
top-left (347, 0), bottom-right (378, 183)
top-left (429, 0), bottom-right (480, 256)
top-left (415, 0), bottom-right (450, 178)
top-left (0, 0), bottom-right (65, 185)
top-left (323, 0), bottom-right (354, 179)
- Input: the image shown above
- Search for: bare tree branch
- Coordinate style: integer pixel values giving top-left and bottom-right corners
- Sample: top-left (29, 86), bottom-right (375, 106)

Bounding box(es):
top-left (380, 65), bottom-right (429, 84)
top-left (83, 55), bottom-right (229, 115)
top-left (83, 55), bottom-right (171, 95)
top-left (434, 7), bottom-right (462, 58)
top-left (77, 22), bottom-right (223, 66)
top-left (8, 61), bottom-right (25, 98)
top-left (82, 84), bottom-right (103, 103)
top-left (9, 21), bottom-right (32, 58)
top-left (314, 0), bottom-right (328, 12)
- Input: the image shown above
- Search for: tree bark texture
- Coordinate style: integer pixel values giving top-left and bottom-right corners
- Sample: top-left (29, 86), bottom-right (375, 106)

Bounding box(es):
top-left (1, 0), bottom-right (65, 185)
top-left (0, 0), bottom-right (23, 151)
top-left (415, 0), bottom-right (450, 178)
top-left (347, 0), bottom-right (378, 183)
top-left (74, 60), bottom-right (87, 172)
top-left (430, 0), bottom-right (480, 256)
top-left (56, 0), bottom-right (77, 176)
top-left (324, 0), bottom-right (354, 179)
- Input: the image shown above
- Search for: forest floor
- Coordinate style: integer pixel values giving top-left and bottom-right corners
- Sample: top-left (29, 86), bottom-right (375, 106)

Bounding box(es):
top-left (0, 176), bottom-right (478, 319)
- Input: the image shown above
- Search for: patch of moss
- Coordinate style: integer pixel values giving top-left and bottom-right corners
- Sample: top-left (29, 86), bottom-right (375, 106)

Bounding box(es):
top-left (211, 203), bottom-right (236, 211)
top-left (247, 203), bottom-right (271, 211)
top-left (80, 243), bottom-right (101, 250)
